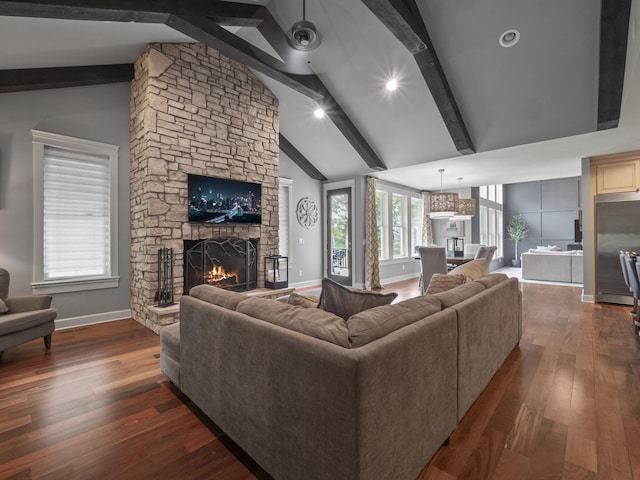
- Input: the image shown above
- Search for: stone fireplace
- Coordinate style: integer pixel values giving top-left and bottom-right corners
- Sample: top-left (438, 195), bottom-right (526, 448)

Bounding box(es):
top-left (130, 43), bottom-right (279, 333)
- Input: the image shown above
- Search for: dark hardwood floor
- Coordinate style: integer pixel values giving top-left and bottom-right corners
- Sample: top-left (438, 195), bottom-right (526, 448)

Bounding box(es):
top-left (1, 279), bottom-right (639, 479)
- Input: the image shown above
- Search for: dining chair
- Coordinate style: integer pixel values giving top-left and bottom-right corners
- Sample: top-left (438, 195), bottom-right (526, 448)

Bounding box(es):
top-left (417, 246), bottom-right (448, 295)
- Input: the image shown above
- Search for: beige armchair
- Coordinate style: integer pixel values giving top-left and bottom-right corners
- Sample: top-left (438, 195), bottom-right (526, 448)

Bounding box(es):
top-left (417, 246), bottom-right (448, 295)
top-left (0, 268), bottom-right (57, 361)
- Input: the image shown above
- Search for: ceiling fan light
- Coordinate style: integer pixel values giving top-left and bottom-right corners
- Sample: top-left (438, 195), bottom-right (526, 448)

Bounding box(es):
top-left (287, 20), bottom-right (321, 51)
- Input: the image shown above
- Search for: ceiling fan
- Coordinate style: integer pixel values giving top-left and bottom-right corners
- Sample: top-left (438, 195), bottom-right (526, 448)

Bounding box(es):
top-left (286, 0), bottom-right (321, 51)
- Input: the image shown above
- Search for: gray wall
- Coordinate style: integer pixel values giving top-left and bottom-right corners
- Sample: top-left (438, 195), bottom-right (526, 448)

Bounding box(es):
top-left (504, 177), bottom-right (581, 261)
top-left (580, 158), bottom-right (593, 299)
top-left (279, 153), bottom-right (324, 286)
top-left (0, 83), bottom-right (132, 322)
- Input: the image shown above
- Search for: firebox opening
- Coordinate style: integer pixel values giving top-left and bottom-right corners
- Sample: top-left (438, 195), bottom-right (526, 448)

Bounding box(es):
top-left (184, 237), bottom-right (259, 294)
top-left (207, 263), bottom-right (238, 287)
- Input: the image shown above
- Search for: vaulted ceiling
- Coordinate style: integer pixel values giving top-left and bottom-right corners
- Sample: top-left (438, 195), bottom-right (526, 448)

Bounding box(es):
top-left (1, 0), bottom-right (638, 191)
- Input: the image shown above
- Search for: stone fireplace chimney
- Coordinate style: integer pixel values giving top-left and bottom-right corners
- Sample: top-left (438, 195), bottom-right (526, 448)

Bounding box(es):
top-left (130, 43), bottom-right (279, 333)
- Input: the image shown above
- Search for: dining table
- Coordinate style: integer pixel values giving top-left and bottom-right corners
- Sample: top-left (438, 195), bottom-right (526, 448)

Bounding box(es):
top-left (446, 255), bottom-right (476, 266)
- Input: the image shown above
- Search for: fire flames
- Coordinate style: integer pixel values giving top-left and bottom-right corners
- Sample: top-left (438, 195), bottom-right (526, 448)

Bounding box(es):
top-left (206, 264), bottom-right (237, 285)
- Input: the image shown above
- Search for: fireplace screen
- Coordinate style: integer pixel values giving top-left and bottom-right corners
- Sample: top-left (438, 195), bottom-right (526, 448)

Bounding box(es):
top-left (184, 237), bottom-right (259, 294)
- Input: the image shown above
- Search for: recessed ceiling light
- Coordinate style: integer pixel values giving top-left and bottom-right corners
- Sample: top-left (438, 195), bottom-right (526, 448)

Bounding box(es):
top-left (499, 29), bottom-right (520, 48)
top-left (313, 107), bottom-right (325, 119)
top-left (386, 78), bottom-right (398, 91)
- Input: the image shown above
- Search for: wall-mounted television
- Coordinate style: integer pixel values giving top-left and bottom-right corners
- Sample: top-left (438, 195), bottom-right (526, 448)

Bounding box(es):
top-left (188, 174), bottom-right (262, 224)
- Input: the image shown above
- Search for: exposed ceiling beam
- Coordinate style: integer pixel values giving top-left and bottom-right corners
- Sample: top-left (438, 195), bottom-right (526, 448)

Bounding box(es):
top-left (361, 0), bottom-right (475, 155)
top-left (165, 14), bottom-right (323, 101)
top-left (279, 134), bottom-right (327, 181)
top-left (256, 9), bottom-right (387, 171)
top-left (597, 0), bottom-right (631, 130)
top-left (0, 64), bottom-right (134, 93)
top-left (0, 0), bottom-right (386, 170)
top-left (0, 1), bottom-right (261, 24)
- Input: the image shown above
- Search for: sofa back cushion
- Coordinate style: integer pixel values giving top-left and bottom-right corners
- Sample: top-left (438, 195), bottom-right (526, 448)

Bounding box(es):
top-left (432, 281), bottom-right (486, 309)
top-left (189, 285), bottom-right (249, 310)
top-left (475, 273), bottom-right (509, 289)
top-left (318, 277), bottom-right (398, 321)
top-left (236, 296), bottom-right (350, 348)
top-left (348, 295), bottom-right (442, 347)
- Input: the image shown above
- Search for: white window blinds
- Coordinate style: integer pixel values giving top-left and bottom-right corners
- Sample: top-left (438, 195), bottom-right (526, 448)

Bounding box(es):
top-left (279, 179), bottom-right (292, 257)
top-left (43, 146), bottom-right (111, 280)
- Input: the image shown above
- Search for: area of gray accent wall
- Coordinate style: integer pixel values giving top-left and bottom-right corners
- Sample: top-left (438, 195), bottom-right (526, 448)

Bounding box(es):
top-left (0, 83), bottom-right (131, 321)
top-left (580, 158), bottom-right (593, 299)
top-left (279, 153), bottom-right (324, 286)
top-left (504, 177), bottom-right (581, 262)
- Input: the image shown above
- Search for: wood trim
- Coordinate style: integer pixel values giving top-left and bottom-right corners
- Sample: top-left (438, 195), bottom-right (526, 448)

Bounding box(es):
top-left (590, 149), bottom-right (640, 164)
top-left (0, 0), bottom-right (261, 23)
top-left (165, 15), bottom-right (324, 102)
top-left (0, 64), bottom-right (134, 93)
top-left (598, 0), bottom-right (632, 130)
top-left (279, 135), bottom-right (327, 181)
top-left (361, 0), bottom-right (474, 155)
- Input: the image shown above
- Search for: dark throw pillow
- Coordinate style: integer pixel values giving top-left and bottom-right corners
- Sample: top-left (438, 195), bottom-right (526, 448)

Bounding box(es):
top-left (318, 277), bottom-right (398, 321)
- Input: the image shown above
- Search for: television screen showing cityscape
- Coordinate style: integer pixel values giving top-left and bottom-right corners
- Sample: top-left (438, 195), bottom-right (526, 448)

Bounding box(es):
top-left (187, 174), bottom-right (262, 224)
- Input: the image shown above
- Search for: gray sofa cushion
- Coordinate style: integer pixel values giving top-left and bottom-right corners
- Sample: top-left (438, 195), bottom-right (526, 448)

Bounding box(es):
top-left (432, 281), bottom-right (486, 309)
top-left (475, 273), bottom-right (509, 289)
top-left (348, 295), bottom-right (442, 348)
top-left (160, 323), bottom-right (181, 387)
top-left (237, 296), bottom-right (350, 348)
top-left (189, 285), bottom-right (249, 310)
top-left (318, 277), bottom-right (398, 321)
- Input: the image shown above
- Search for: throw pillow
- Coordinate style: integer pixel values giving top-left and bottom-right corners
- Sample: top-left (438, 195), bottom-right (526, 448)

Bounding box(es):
top-left (318, 277), bottom-right (398, 321)
top-left (425, 273), bottom-right (465, 294)
top-left (287, 292), bottom-right (320, 308)
top-left (0, 298), bottom-right (7, 314)
top-left (448, 258), bottom-right (486, 282)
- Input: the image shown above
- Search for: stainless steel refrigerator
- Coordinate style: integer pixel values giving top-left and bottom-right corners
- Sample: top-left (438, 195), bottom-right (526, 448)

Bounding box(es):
top-left (595, 191), bottom-right (640, 304)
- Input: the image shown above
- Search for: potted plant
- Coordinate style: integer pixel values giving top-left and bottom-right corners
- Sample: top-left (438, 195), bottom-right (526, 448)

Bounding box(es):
top-left (507, 215), bottom-right (528, 267)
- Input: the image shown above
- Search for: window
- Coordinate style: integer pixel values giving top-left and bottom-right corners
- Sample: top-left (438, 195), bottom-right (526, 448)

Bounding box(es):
top-left (32, 130), bottom-right (119, 293)
top-left (376, 184), bottom-right (422, 262)
top-left (279, 178), bottom-right (292, 257)
top-left (376, 191), bottom-right (388, 260)
top-left (479, 184), bottom-right (503, 258)
top-left (410, 197), bottom-right (423, 254)
top-left (392, 194), bottom-right (407, 257)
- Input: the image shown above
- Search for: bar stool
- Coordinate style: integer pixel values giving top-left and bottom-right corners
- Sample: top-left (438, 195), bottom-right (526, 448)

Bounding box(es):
top-left (624, 254), bottom-right (640, 335)
top-left (619, 251), bottom-right (635, 320)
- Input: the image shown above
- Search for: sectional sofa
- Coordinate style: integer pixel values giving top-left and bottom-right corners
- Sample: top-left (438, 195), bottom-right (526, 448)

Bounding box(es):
top-left (521, 250), bottom-right (583, 283)
top-left (160, 273), bottom-right (522, 480)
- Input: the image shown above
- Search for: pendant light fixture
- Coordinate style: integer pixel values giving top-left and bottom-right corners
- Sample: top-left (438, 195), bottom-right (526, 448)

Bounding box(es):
top-left (428, 169), bottom-right (458, 218)
top-left (287, 0), bottom-right (321, 51)
top-left (451, 177), bottom-right (476, 220)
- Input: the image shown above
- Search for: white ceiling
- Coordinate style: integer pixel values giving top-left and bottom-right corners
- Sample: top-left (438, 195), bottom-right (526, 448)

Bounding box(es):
top-left (1, 1), bottom-right (639, 191)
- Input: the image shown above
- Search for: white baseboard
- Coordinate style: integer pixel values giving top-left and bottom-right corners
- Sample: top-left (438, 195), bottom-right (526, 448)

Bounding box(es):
top-left (55, 309), bottom-right (132, 330)
top-left (289, 278), bottom-right (323, 289)
top-left (380, 272), bottom-right (421, 286)
top-left (581, 293), bottom-right (594, 303)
